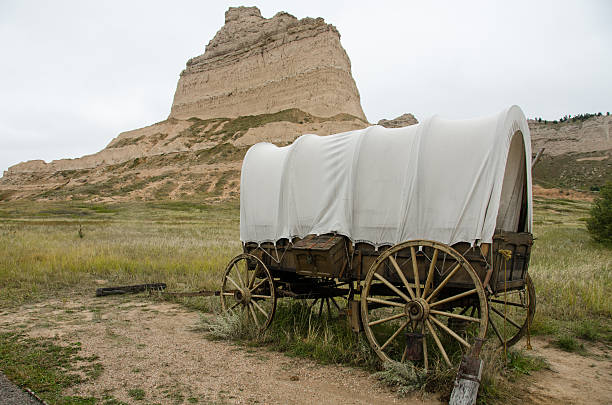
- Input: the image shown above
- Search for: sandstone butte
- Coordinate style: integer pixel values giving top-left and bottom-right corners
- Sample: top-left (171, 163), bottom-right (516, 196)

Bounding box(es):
top-left (0, 6), bottom-right (373, 202)
top-left (0, 6), bottom-right (610, 201)
top-left (170, 6), bottom-right (366, 121)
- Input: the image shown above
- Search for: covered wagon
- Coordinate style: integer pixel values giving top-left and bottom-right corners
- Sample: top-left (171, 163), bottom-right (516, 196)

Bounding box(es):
top-left (221, 105), bottom-right (536, 370)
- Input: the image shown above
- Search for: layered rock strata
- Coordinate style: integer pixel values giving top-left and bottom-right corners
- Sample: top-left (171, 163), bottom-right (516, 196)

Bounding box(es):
top-left (169, 6), bottom-right (366, 121)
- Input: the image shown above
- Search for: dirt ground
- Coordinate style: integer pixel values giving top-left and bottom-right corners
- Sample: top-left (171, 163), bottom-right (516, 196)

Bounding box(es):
top-left (0, 297), bottom-right (610, 405)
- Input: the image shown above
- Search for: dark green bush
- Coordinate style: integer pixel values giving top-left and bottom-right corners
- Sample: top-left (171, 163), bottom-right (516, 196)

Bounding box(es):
top-left (586, 182), bottom-right (612, 245)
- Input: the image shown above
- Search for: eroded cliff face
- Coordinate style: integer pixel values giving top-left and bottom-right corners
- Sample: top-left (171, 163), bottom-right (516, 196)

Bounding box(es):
top-left (169, 7), bottom-right (366, 121)
top-left (0, 6), bottom-right (370, 202)
top-left (0, 109), bottom-right (367, 201)
top-left (529, 115), bottom-right (611, 190)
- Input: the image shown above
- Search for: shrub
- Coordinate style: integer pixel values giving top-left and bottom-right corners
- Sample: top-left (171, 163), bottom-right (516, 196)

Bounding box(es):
top-left (586, 182), bottom-right (612, 245)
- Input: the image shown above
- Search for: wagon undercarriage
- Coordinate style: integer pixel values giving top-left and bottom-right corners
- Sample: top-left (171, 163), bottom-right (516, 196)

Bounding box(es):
top-left (220, 232), bottom-right (535, 371)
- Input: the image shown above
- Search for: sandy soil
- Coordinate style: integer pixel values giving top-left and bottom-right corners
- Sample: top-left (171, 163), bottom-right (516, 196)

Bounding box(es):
top-left (526, 339), bottom-right (612, 404)
top-left (0, 297), bottom-right (610, 405)
top-left (0, 297), bottom-right (439, 404)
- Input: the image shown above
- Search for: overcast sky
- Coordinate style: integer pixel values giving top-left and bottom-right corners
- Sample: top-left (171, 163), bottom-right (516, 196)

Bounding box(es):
top-left (1, 0), bottom-right (610, 174)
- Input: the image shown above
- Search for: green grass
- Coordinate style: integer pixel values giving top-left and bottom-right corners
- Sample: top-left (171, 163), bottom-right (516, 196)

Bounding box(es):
top-left (553, 335), bottom-right (585, 353)
top-left (0, 333), bottom-right (103, 404)
top-left (127, 388), bottom-right (145, 400)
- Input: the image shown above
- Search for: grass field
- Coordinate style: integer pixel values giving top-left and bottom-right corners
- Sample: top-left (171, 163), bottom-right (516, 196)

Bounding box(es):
top-left (1, 197), bottom-right (610, 341)
top-left (1, 198), bottom-right (610, 331)
top-left (0, 200), bottom-right (240, 307)
top-left (0, 196), bottom-right (610, 402)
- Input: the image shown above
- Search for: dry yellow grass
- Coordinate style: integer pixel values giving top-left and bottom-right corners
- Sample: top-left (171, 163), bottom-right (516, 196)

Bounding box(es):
top-left (0, 197), bottom-right (610, 344)
top-left (0, 201), bottom-right (241, 306)
top-left (530, 197), bottom-right (611, 342)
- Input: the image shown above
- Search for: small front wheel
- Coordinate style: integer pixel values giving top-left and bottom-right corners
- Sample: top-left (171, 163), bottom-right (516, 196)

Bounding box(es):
top-left (220, 253), bottom-right (276, 333)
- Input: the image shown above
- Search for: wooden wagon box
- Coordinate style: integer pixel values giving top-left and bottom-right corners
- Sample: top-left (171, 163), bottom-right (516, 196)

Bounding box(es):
top-left (491, 231), bottom-right (533, 291)
top-left (291, 234), bottom-right (346, 278)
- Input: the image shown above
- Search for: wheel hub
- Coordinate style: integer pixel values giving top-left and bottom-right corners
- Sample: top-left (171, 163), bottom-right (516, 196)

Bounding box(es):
top-left (405, 298), bottom-right (429, 321)
top-left (234, 289), bottom-right (251, 305)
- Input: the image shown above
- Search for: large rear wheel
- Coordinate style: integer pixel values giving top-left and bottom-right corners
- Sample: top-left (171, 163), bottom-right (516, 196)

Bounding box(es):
top-left (361, 240), bottom-right (488, 371)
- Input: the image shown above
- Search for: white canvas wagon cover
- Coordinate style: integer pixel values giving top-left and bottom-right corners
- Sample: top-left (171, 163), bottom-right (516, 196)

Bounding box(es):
top-left (240, 105), bottom-right (532, 247)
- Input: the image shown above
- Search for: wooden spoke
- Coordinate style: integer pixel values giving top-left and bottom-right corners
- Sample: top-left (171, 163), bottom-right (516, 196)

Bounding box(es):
top-left (229, 301), bottom-right (241, 311)
top-left (426, 319), bottom-right (451, 367)
top-left (366, 296), bottom-right (405, 308)
top-left (401, 344), bottom-right (408, 363)
top-left (368, 312), bottom-right (406, 327)
top-left (425, 263), bottom-right (462, 303)
top-left (388, 256), bottom-right (416, 300)
top-left (244, 262), bottom-right (250, 290)
top-left (251, 299), bottom-right (268, 317)
top-left (373, 272), bottom-right (412, 303)
top-left (422, 322), bottom-right (428, 372)
top-left (489, 314), bottom-right (504, 345)
top-left (221, 292), bottom-right (235, 296)
top-left (429, 288), bottom-right (478, 308)
top-left (308, 298), bottom-right (319, 310)
top-left (318, 298), bottom-right (324, 317)
top-left (330, 297), bottom-right (341, 311)
top-left (490, 306), bottom-right (522, 329)
top-left (250, 278), bottom-right (267, 293)
top-left (410, 247), bottom-right (421, 298)
top-left (429, 315), bottom-right (470, 348)
top-left (249, 303), bottom-right (260, 328)
top-left (251, 294), bottom-right (273, 299)
top-left (325, 298), bottom-right (331, 314)
top-left (226, 275), bottom-right (242, 291)
top-left (458, 305), bottom-right (470, 316)
top-left (422, 249), bottom-right (438, 298)
top-left (430, 309), bottom-right (480, 323)
top-left (233, 263), bottom-right (246, 288)
top-left (381, 320), bottom-right (410, 350)
top-left (248, 263), bottom-right (259, 289)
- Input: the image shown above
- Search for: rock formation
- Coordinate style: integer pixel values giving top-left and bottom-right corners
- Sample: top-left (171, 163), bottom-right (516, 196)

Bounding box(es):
top-left (377, 113), bottom-right (418, 128)
top-left (529, 115), bottom-right (611, 190)
top-left (0, 7), bottom-right (371, 202)
top-left (170, 6), bottom-right (366, 121)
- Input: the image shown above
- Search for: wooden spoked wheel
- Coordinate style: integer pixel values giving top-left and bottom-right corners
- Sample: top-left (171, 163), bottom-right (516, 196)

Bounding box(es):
top-left (487, 274), bottom-right (536, 348)
top-left (361, 240), bottom-right (488, 371)
top-left (220, 253), bottom-right (276, 333)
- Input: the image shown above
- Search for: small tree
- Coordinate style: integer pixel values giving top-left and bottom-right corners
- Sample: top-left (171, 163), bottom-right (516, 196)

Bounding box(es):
top-left (587, 182), bottom-right (612, 245)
